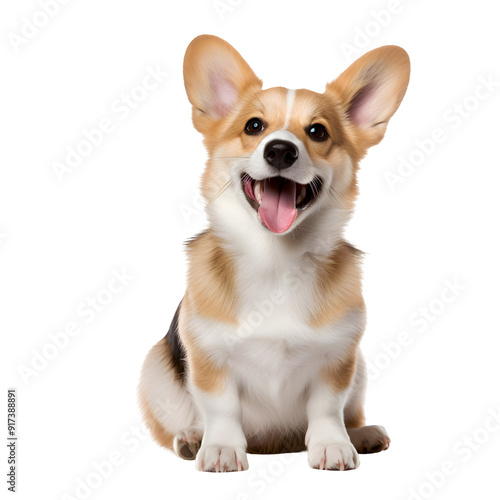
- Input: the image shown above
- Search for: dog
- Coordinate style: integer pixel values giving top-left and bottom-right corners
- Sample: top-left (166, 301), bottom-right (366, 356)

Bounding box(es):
top-left (138, 34), bottom-right (410, 472)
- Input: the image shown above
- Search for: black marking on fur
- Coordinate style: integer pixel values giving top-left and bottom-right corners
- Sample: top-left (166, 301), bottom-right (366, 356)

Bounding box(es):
top-left (164, 301), bottom-right (186, 381)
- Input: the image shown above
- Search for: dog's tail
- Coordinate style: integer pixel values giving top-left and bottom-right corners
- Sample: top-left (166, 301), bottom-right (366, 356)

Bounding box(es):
top-left (138, 338), bottom-right (196, 450)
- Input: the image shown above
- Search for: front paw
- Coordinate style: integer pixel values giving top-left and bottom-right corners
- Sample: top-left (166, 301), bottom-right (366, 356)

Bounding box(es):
top-left (308, 441), bottom-right (360, 470)
top-left (195, 445), bottom-right (248, 472)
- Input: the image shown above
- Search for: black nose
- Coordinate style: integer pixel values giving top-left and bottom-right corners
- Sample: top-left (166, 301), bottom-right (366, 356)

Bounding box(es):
top-left (263, 140), bottom-right (299, 170)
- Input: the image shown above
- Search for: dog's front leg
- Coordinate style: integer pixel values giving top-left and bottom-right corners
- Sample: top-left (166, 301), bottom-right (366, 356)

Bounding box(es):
top-left (191, 378), bottom-right (248, 472)
top-left (305, 381), bottom-right (360, 470)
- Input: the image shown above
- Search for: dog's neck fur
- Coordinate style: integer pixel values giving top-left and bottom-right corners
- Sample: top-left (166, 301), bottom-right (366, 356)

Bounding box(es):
top-left (207, 183), bottom-right (353, 276)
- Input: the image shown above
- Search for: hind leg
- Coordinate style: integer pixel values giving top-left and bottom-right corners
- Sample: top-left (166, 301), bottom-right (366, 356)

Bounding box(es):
top-left (138, 339), bottom-right (200, 458)
top-left (347, 425), bottom-right (390, 454)
top-left (173, 427), bottom-right (203, 460)
top-left (344, 351), bottom-right (391, 454)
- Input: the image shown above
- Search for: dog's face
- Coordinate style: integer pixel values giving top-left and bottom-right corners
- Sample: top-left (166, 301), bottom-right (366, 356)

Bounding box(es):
top-left (183, 35), bottom-right (409, 236)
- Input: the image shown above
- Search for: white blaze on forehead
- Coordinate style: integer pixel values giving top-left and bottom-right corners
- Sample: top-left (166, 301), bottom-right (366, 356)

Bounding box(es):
top-left (283, 89), bottom-right (296, 130)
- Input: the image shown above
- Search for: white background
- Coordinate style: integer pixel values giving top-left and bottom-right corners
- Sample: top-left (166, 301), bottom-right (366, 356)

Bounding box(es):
top-left (1, 0), bottom-right (500, 499)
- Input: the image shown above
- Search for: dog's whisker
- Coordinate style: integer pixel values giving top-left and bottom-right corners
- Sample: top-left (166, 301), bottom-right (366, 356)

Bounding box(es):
top-left (206, 180), bottom-right (232, 206)
top-left (328, 186), bottom-right (347, 209)
top-left (211, 156), bottom-right (251, 160)
top-left (310, 182), bottom-right (317, 198)
top-left (308, 176), bottom-right (323, 200)
top-left (241, 173), bottom-right (251, 184)
top-left (245, 84), bottom-right (265, 112)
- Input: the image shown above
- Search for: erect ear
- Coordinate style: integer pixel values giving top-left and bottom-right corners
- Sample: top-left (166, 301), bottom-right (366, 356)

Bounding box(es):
top-left (326, 46), bottom-right (410, 148)
top-left (183, 35), bottom-right (262, 133)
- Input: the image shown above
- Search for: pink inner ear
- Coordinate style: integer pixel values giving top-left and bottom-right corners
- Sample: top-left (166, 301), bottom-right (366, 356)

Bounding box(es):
top-left (209, 71), bottom-right (238, 118)
top-left (348, 83), bottom-right (380, 128)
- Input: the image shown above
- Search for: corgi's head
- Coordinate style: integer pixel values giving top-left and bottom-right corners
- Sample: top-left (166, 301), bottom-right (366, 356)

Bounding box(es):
top-left (183, 35), bottom-right (409, 240)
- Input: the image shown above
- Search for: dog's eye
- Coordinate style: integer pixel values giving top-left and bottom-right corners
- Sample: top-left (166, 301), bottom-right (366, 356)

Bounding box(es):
top-left (307, 123), bottom-right (328, 142)
top-left (245, 118), bottom-right (265, 135)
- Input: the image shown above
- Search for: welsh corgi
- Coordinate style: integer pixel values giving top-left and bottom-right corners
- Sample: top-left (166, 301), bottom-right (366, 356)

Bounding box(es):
top-left (138, 35), bottom-right (410, 472)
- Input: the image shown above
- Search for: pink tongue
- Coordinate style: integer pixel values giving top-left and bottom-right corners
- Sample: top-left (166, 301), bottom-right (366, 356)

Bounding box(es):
top-left (258, 178), bottom-right (297, 234)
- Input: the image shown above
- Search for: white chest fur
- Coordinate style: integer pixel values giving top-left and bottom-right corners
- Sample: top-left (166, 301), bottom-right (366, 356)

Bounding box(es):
top-left (187, 212), bottom-right (365, 433)
top-left (187, 246), bottom-right (365, 434)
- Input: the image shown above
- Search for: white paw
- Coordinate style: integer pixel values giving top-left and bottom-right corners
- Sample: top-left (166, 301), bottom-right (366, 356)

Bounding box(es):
top-left (173, 428), bottom-right (203, 461)
top-left (308, 441), bottom-right (360, 470)
top-left (195, 445), bottom-right (248, 472)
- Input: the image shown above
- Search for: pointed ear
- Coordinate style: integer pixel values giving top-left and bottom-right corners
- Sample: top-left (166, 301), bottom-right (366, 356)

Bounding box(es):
top-left (326, 46), bottom-right (410, 147)
top-left (183, 35), bottom-right (262, 133)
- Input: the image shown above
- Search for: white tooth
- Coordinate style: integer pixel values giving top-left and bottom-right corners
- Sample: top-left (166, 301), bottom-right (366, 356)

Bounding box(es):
top-left (254, 181), bottom-right (263, 204)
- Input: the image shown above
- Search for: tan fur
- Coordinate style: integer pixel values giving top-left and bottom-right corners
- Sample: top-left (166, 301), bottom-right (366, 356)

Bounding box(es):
top-left (285, 89), bottom-right (347, 154)
top-left (183, 34), bottom-right (262, 136)
top-left (138, 390), bottom-right (175, 450)
top-left (281, 89), bottom-right (361, 211)
top-left (312, 243), bottom-right (366, 397)
top-left (321, 352), bottom-right (359, 393)
top-left (310, 242), bottom-right (365, 329)
top-left (201, 87), bottom-right (289, 200)
top-left (182, 332), bottom-right (227, 394)
top-left (345, 404), bottom-right (366, 429)
top-left (185, 230), bottom-right (239, 325)
top-left (138, 341), bottom-right (176, 450)
top-left (178, 295), bottom-right (227, 394)
top-left (196, 84), bottom-right (363, 211)
top-left (326, 45), bottom-right (410, 152)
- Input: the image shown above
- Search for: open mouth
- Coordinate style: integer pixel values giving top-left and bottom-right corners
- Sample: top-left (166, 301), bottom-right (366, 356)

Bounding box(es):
top-left (241, 174), bottom-right (323, 234)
